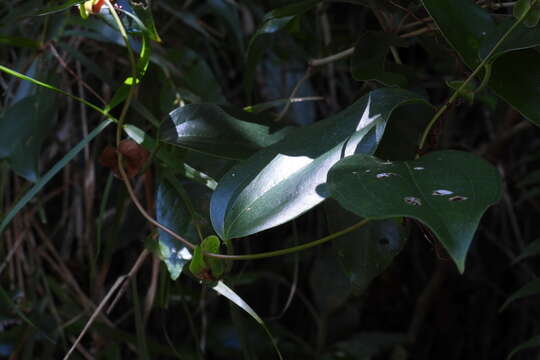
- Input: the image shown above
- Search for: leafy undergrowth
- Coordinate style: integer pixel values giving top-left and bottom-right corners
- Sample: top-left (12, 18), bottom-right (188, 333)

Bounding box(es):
top-left (1, 0), bottom-right (540, 359)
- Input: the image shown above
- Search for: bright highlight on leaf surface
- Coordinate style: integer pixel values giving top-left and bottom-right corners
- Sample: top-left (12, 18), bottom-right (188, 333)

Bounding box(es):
top-left (327, 150), bottom-right (501, 273)
top-left (210, 88), bottom-right (429, 240)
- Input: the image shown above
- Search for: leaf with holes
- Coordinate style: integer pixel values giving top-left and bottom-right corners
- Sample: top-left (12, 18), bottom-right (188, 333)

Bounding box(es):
top-left (210, 88), bottom-right (429, 240)
top-left (327, 150), bottom-right (501, 273)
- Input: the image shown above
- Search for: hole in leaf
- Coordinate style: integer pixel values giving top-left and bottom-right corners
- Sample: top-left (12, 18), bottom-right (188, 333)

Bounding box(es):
top-left (376, 172), bottom-right (397, 179)
top-left (432, 189), bottom-right (453, 196)
top-left (404, 196), bottom-right (422, 206)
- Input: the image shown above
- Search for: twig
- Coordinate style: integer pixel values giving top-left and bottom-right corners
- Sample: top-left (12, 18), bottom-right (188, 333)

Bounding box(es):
top-left (63, 277), bottom-right (125, 360)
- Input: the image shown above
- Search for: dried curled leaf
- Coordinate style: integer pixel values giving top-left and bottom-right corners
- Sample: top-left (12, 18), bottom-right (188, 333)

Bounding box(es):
top-left (99, 139), bottom-right (149, 178)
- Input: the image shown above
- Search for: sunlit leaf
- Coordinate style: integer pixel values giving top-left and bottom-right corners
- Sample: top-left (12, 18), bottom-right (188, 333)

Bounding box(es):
top-left (327, 150), bottom-right (501, 273)
top-left (211, 89), bottom-right (429, 240)
top-left (212, 281), bottom-right (283, 360)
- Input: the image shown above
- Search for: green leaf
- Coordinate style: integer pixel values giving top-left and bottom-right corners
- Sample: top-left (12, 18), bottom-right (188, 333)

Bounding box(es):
top-left (0, 36), bottom-right (40, 49)
top-left (351, 31), bottom-right (408, 87)
top-left (513, 238), bottom-right (540, 264)
top-left (156, 178), bottom-right (205, 280)
top-left (131, 2), bottom-right (162, 42)
top-left (189, 235), bottom-right (227, 280)
top-left (479, 19), bottom-right (540, 61)
top-left (188, 246), bottom-right (206, 279)
top-left (326, 201), bottom-right (406, 293)
top-left (32, 0), bottom-right (84, 16)
top-left (0, 119), bottom-right (113, 244)
top-left (210, 88), bottom-right (429, 240)
top-left (334, 332), bottom-right (408, 359)
top-left (507, 334), bottom-right (540, 360)
top-left (327, 150), bottom-right (501, 273)
top-left (244, 0), bottom-right (320, 98)
top-left (0, 93), bottom-right (56, 182)
top-left (309, 249), bottom-right (351, 314)
top-left (422, 0), bottom-right (495, 67)
top-left (160, 104), bottom-right (293, 160)
top-left (523, 3), bottom-right (540, 27)
top-left (422, 0), bottom-right (540, 126)
top-left (212, 281), bottom-right (283, 360)
top-left (500, 278), bottom-right (540, 312)
top-left (513, 0), bottom-right (532, 20)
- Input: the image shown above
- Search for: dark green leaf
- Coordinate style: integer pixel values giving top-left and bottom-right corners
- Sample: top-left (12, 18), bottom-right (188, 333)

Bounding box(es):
top-left (513, 238), bottom-right (540, 264)
top-left (0, 93), bottom-right (56, 182)
top-left (351, 31), bottom-right (408, 87)
top-left (423, 0), bottom-right (540, 126)
top-left (523, 3), bottom-right (540, 27)
top-left (0, 36), bottom-right (40, 49)
top-left (500, 278), bottom-right (540, 311)
top-left (161, 104), bottom-right (293, 160)
top-left (210, 88), bottom-right (429, 240)
top-left (327, 150), bottom-right (501, 273)
top-left (32, 0), bottom-right (83, 16)
top-left (155, 178), bottom-right (204, 280)
top-left (244, 0), bottom-right (320, 98)
top-left (422, 0), bottom-right (495, 67)
top-left (326, 200), bottom-right (406, 293)
top-left (334, 332), bottom-right (408, 359)
top-left (479, 19), bottom-right (540, 61)
top-left (507, 334), bottom-right (540, 360)
top-left (309, 249), bottom-right (351, 314)
top-left (514, 0), bottom-right (532, 20)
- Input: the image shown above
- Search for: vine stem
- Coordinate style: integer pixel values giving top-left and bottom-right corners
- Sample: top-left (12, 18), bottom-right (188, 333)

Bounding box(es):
top-left (209, 219), bottom-right (370, 261)
top-left (102, 1), bottom-right (372, 263)
top-left (417, 7), bottom-right (531, 152)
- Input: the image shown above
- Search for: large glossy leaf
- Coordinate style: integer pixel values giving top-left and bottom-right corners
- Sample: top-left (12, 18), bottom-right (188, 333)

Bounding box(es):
top-left (160, 104), bottom-right (293, 160)
top-left (500, 278), bottom-right (540, 312)
top-left (210, 88), bottom-right (429, 240)
top-left (422, 0), bottom-right (540, 126)
top-left (327, 150), bottom-right (501, 272)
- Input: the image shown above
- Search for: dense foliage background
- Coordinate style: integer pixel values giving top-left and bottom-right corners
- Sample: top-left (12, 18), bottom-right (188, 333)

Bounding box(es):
top-left (1, 0), bottom-right (540, 359)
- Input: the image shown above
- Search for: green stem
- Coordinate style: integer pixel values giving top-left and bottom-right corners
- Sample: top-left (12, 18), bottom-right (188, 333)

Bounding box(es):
top-left (417, 8), bottom-right (530, 152)
top-left (204, 219), bottom-right (370, 261)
